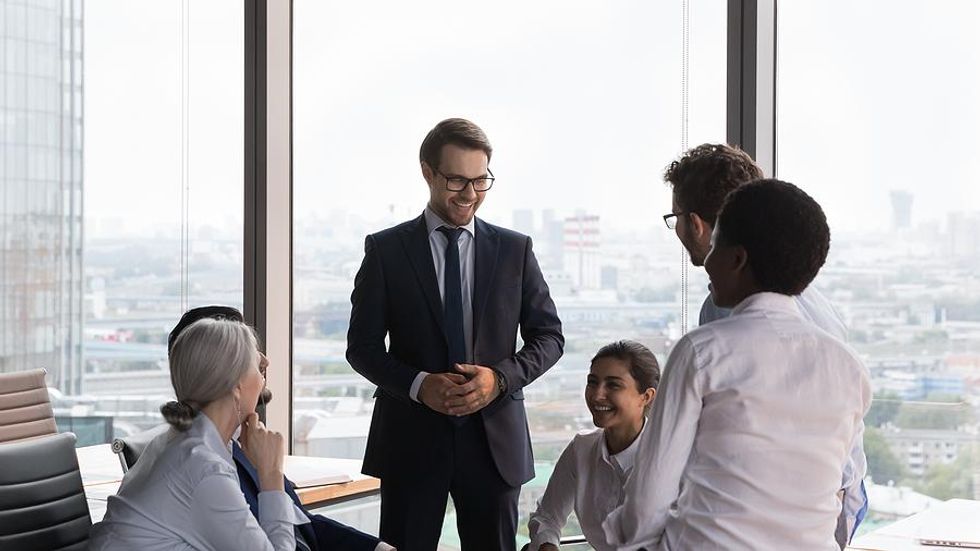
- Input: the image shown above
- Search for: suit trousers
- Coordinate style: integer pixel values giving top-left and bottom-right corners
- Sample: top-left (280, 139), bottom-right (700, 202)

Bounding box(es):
top-left (378, 414), bottom-right (520, 551)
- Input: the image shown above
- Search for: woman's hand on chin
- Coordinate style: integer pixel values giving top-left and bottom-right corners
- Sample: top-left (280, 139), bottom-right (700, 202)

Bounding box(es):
top-left (240, 411), bottom-right (285, 491)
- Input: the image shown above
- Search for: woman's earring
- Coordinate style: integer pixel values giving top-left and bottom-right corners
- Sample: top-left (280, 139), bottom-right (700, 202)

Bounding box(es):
top-left (235, 397), bottom-right (242, 422)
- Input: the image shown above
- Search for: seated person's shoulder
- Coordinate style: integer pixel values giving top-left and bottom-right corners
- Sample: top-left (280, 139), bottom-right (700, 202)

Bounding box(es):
top-left (566, 428), bottom-right (605, 459)
top-left (166, 433), bottom-right (238, 484)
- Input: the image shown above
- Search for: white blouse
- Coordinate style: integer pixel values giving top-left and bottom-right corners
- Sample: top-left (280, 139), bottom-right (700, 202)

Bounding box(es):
top-left (527, 423), bottom-right (647, 551)
top-left (88, 414), bottom-right (304, 551)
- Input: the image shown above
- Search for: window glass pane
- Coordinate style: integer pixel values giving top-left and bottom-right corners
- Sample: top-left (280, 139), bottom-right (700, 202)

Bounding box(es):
top-left (293, 1), bottom-right (726, 545)
top-left (0, 0), bottom-right (243, 446)
top-left (778, 0), bottom-right (980, 534)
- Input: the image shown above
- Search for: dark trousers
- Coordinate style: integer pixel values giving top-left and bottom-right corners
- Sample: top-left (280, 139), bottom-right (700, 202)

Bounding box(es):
top-left (378, 415), bottom-right (520, 551)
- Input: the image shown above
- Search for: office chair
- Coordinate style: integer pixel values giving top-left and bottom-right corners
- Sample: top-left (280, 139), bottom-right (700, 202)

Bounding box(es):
top-left (0, 432), bottom-right (91, 550)
top-left (0, 369), bottom-right (58, 444)
top-left (111, 423), bottom-right (170, 472)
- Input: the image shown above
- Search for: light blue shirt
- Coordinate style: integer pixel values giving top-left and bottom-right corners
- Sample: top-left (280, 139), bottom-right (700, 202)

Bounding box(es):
top-left (409, 207), bottom-right (476, 402)
top-left (89, 414), bottom-right (303, 551)
top-left (699, 285), bottom-right (868, 543)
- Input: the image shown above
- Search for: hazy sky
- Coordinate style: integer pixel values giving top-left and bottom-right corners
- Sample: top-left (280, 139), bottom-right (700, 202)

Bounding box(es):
top-left (83, 1), bottom-right (979, 238)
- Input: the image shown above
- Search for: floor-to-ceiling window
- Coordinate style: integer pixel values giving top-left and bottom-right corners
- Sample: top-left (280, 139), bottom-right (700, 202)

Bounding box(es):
top-left (292, 1), bottom-right (726, 545)
top-left (1, 0), bottom-right (244, 445)
top-left (777, 0), bottom-right (980, 532)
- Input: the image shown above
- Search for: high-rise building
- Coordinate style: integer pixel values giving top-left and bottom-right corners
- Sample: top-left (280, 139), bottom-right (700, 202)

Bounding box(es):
top-left (890, 190), bottom-right (913, 230)
top-left (563, 213), bottom-right (601, 290)
top-left (0, 0), bottom-right (85, 394)
top-left (948, 211), bottom-right (980, 260)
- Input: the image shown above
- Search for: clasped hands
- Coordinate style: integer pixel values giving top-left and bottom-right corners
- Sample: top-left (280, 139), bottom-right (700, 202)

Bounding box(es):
top-left (419, 364), bottom-right (501, 416)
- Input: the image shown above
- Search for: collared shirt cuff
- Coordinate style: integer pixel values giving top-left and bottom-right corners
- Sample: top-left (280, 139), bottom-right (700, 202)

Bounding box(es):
top-left (528, 531), bottom-right (561, 550)
top-left (258, 490), bottom-right (302, 524)
top-left (409, 371), bottom-right (430, 403)
top-left (375, 543), bottom-right (396, 551)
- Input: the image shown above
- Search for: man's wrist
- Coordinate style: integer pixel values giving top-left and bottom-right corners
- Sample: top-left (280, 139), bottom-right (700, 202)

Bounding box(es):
top-left (492, 369), bottom-right (507, 396)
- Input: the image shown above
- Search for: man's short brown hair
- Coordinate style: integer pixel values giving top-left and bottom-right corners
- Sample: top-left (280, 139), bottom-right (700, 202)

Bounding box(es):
top-left (664, 143), bottom-right (763, 226)
top-left (419, 118), bottom-right (493, 170)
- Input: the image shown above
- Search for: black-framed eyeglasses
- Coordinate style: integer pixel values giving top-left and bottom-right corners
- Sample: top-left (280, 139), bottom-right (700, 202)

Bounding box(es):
top-left (663, 211), bottom-right (687, 230)
top-left (436, 168), bottom-right (495, 192)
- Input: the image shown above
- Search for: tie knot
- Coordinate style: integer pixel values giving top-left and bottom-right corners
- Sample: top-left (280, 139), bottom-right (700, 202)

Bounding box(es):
top-left (437, 226), bottom-right (464, 242)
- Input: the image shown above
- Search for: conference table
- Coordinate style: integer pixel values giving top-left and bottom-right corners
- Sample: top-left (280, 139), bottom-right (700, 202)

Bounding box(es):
top-left (77, 443), bottom-right (381, 523)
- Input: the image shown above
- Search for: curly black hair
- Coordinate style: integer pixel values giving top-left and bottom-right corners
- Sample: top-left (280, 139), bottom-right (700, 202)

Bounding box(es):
top-left (715, 179), bottom-right (830, 295)
top-left (664, 143), bottom-right (763, 225)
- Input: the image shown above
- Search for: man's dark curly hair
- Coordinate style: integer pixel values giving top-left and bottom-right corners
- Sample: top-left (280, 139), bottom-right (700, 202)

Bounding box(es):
top-left (664, 143), bottom-right (763, 225)
top-left (715, 179), bottom-right (830, 295)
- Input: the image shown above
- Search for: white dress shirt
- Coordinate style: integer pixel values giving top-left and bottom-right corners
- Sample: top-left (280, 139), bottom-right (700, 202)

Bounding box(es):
top-left (603, 292), bottom-right (871, 551)
top-left (527, 423), bottom-right (646, 551)
top-left (89, 414), bottom-right (303, 551)
top-left (409, 206), bottom-right (476, 402)
top-left (700, 284), bottom-right (868, 541)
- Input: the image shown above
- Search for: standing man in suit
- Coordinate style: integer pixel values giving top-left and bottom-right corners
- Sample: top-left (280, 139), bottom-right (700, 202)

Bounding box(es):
top-left (347, 118), bottom-right (564, 551)
top-left (661, 143), bottom-right (868, 547)
top-left (169, 306), bottom-right (391, 551)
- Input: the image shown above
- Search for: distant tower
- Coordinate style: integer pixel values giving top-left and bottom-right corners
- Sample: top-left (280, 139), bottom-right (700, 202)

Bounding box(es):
top-left (890, 190), bottom-right (913, 230)
top-left (512, 209), bottom-right (535, 237)
top-left (563, 214), bottom-right (601, 290)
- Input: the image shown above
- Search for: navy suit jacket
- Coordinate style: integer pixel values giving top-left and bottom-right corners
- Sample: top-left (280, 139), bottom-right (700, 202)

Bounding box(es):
top-left (232, 442), bottom-right (380, 551)
top-left (346, 215), bottom-right (564, 487)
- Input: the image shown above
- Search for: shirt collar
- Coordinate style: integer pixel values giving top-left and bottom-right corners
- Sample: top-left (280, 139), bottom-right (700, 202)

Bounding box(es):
top-left (731, 291), bottom-right (803, 318)
top-left (424, 206), bottom-right (476, 238)
top-left (192, 412), bottom-right (235, 467)
top-left (600, 418), bottom-right (647, 474)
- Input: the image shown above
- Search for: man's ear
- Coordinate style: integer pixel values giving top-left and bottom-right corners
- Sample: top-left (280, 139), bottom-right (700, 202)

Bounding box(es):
top-left (731, 244), bottom-right (750, 274)
top-left (688, 212), bottom-right (711, 240)
top-left (421, 162), bottom-right (435, 185)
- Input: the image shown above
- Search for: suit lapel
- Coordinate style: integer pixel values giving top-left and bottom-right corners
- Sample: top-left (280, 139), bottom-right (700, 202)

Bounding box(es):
top-left (400, 214), bottom-right (447, 338)
top-left (473, 218), bottom-right (499, 346)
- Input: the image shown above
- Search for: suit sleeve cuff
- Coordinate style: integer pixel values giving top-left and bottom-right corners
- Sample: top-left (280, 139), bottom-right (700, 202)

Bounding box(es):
top-left (409, 371), bottom-right (430, 403)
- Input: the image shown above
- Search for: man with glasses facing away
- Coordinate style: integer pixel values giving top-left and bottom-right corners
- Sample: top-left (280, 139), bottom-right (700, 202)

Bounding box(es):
top-left (168, 306), bottom-right (393, 551)
top-left (659, 144), bottom-right (867, 548)
top-left (604, 179), bottom-right (871, 550)
top-left (346, 118), bottom-right (564, 551)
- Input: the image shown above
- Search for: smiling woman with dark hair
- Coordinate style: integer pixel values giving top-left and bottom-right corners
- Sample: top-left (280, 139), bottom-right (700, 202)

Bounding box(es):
top-left (604, 179), bottom-right (872, 550)
top-left (526, 340), bottom-right (659, 551)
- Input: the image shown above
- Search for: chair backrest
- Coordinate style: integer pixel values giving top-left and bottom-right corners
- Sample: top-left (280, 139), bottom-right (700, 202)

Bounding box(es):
top-left (111, 423), bottom-right (170, 472)
top-left (0, 432), bottom-right (91, 551)
top-left (0, 369), bottom-right (58, 444)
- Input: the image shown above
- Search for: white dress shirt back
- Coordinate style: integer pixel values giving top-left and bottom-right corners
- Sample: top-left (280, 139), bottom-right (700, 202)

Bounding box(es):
top-left (604, 292), bottom-right (871, 551)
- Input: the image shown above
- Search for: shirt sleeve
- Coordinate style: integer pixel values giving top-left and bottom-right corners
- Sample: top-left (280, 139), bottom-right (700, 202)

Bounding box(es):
top-left (527, 438), bottom-right (579, 550)
top-left (840, 415), bottom-right (869, 541)
top-left (191, 470), bottom-right (296, 551)
top-left (603, 336), bottom-right (704, 550)
top-left (409, 371), bottom-right (430, 403)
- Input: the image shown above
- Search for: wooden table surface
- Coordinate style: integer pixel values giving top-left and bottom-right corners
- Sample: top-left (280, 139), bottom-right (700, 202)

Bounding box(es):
top-left (78, 443), bottom-right (379, 522)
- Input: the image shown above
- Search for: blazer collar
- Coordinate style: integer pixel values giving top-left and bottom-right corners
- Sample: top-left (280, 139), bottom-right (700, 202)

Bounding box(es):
top-left (472, 218), bottom-right (499, 343)
top-left (401, 215), bottom-right (447, 337)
